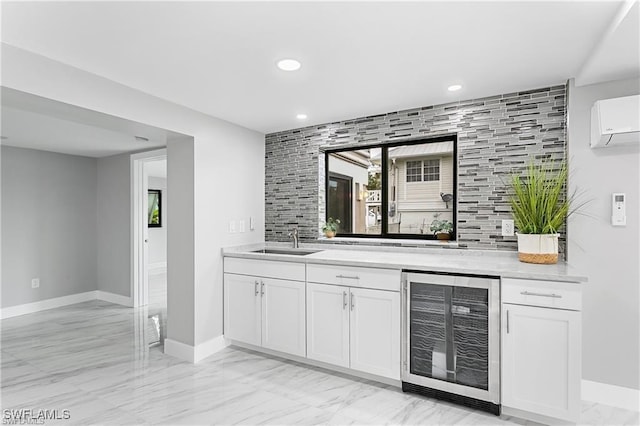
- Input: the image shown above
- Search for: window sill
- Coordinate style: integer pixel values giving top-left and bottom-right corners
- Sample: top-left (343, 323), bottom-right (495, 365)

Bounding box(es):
top-left (316, 236), bottom-right (459, 248)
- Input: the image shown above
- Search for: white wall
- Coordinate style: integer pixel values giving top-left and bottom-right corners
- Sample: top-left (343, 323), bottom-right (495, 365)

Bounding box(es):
top-left (1, 146), bottom-right (97, 307)
top-left (567, 77), bottom-right (640, 391)
top-left (1, 44), bottom-right (265, 353)
top-left (148, 176), bottom-right (167, 268)
top-left (165, 137), bottom-right (194, 345)
top-left (96, 152), bottom-right (130, 297)
top-left (193, 128), bottom-right (265, 344)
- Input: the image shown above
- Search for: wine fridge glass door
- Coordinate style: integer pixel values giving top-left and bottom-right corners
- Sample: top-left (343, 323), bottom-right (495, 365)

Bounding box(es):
top-left (402, 272), bottom-right (500, 405)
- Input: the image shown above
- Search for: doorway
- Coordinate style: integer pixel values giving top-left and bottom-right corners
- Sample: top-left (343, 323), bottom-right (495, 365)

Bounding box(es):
top-left (146, 158), bottom-right (167, 304)
top-left (132, 150), bottom-right (167, 346)
top-left (131, 149), bottom-right (168, 307)
top-left (328, 172), bottom-right (353, 233)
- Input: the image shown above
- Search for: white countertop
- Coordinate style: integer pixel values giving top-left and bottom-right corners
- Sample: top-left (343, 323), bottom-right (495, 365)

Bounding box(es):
top-left (223, 243), bottom-right (587, 283)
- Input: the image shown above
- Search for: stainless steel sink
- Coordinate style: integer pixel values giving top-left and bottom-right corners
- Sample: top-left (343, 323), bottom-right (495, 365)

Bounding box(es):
top-left (251, 248), bottom-right (320, 256)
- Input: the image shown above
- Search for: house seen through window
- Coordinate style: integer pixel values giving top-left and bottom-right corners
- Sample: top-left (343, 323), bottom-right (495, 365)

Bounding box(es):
top-left (325, 135), bottom-right (457, 239)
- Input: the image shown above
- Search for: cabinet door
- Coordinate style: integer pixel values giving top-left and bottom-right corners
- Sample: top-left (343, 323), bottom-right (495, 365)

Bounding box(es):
top-left (262, 278), bottom-right (306, 357)
top-left (306, 282), bottom-right (350, 367)
top-left (349, 287), bottom-right (400, 379)
top-left (502, 303), bottom-right (581, 422)
top-left (223, 273), bottom-right (261, 346)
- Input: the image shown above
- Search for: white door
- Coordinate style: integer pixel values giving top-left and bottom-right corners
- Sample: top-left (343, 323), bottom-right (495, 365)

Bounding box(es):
top-left (261, 278), bottom-right (306, 357)
top-left (223, 273), bottom-right (261, 346)
top-left (306, 282), bottom-right (349, 367)
top-left (349, 287), bottom-right (400, 379)
top-left (502, 303), bottom-right (581, 422)
top-left (141, 161), bottom-right (150, 306)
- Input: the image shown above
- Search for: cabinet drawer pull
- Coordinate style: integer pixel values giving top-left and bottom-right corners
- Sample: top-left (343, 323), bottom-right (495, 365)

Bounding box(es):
top-left (254, 281), bottom-right (259, 296)
top-left (520, 291), bottom-right (562, 298)
top-left (350, 292), bottom-right (355, 311)
top-left (343, 291), bottom-right (347, 310)
top-left (261, 281), bottom-right (265, 296)
top-left (506, 309), bottom-right (510, 334)
top-left (336, 274), bottom-right (359, 280)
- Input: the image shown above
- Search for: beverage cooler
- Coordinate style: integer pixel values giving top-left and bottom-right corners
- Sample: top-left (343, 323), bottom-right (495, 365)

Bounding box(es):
top-left (401, 272), bottom-right (501, 415)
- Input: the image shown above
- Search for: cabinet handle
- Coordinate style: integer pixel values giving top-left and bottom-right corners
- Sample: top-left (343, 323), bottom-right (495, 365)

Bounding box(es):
top-left (343, 291), bottom-right (347, 310)
top-left (506, 309), bottom-right (510, 334)
top-left (261, 281), bottom-right (265, 296)
top-left (520, 291), bottom-right (562, 298)
top-left (254, 281), bottom-right (259, 296)
top-left (350, 292), bottom-right (355, 311)
top-left (336, 275), bottom-right (359, 280)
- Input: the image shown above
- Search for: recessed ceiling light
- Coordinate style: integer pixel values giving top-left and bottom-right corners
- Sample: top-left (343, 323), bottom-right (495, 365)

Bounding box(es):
top-left (134, 135), bottom-right (150, 142)
top-left (296, 113), bottom-right (308, 120)
top-left (448, 84), bottom-right (463, 92)
top-left (277, 59), bottom-right (301, 71)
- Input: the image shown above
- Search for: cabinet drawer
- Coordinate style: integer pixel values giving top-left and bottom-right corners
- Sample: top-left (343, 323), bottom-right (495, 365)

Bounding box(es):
top-left (307, 264), bottom-right (400, 292)
top-left (224, 257), bottom-right (305, 282)
top-left (502, 278), bottom-right (581, 311)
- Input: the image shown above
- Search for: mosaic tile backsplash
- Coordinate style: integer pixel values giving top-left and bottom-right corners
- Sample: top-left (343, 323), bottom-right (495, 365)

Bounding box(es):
top-left (265, 84), bottom-right (567, 253)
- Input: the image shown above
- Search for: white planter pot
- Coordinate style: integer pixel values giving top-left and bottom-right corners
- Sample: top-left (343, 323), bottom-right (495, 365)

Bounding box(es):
top-left (516, 233), bottom-right (559, 264)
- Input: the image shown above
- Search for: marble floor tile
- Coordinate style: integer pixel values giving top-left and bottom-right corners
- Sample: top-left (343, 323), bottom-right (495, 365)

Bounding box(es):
top-left (160, 389), bottom-right (331, 425)
top-left (580, 401), bottom-right (640, 426)
top-left (2, 300), bottom-right (638, 426)
top-left (1, 350), bottom-right (50, 388)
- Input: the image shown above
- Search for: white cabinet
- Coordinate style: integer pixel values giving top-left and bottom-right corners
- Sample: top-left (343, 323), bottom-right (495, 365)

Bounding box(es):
top-left (261, 278), bottom-right (306, 356)
top-left (306, 279), bottom-right (400, 380)
top-left (224, 258), bottom-right (401, 381)
top-left (224, 273), bottom-right (261, 346)
top-left (306, 283), bottom-right (350, 367)
top-left (349, 287), bottom-right (400, 379)
top-left (224, 259), bottom-right (306, 357)
top-left (501, 278), bottom-right (582, 423)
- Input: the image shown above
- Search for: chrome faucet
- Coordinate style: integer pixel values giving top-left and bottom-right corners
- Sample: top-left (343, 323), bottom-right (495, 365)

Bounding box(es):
top-left (288, 228), bottom-right (299, 249)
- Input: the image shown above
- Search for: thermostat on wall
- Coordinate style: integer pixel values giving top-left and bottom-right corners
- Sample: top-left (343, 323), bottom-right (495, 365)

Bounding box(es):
top-left (612, 193), bottom-right (626, 226)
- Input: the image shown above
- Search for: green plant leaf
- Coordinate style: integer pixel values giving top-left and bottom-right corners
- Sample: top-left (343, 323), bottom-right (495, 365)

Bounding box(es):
top-left (507, 160), bottom-right (579, 235)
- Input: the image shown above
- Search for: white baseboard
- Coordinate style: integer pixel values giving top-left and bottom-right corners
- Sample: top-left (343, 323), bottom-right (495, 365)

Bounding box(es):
top-left (164, 336), bottom-right (228, 363)
top-left (501, 406), bottom-right (575, 425)
top-left (0, 291), bottom-right (97, 320)
top-left (164, 338), bottom-right (194, 362)
top-left (194, 336), bottom-right (228, 362)
top-left (582, 380), bottom-right (640, 412)
top-left (96, 291), bottom-right (132, 307)
top-left (148, 262), bottom-right (167, 274)
top-left (227, 340), bottom-right (401, 388)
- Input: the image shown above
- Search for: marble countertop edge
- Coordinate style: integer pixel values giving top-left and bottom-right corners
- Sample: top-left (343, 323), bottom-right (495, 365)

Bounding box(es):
top-left (222, 243), bottom-right (588, 283)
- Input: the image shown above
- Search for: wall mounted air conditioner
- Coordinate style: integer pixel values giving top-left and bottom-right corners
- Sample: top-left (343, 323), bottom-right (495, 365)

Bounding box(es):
top-left (591, 95), bottom-right (640, 148)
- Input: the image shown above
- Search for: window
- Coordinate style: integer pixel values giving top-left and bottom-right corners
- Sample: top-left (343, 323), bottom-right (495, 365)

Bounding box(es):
top-left (406, 160), bottom-right (422, 182)
top-left (424, 159), bottom-right (440, 181)
top-left (148, 189), bottom-right (162, 228)
top-left (406, 159), bottom-right (440, 182)
top-left (325, 135), bottom-right (457, 240)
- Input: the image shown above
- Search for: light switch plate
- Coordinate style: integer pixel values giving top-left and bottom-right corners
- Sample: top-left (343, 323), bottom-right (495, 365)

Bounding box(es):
top-left (31, 278), bottom-right (40, 288)
top-left (229, 220), bottom-right (236, 233)
top-left (239, 220), bottom-right (246, 233)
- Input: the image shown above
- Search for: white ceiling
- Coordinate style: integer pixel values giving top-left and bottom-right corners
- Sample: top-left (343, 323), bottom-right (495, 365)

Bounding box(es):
top-left (576, 1), bottom-right (640, 86)
top-left (1, 1), bottom-right (639, 150)
top-left (1, 87), bottom-right (182, 158)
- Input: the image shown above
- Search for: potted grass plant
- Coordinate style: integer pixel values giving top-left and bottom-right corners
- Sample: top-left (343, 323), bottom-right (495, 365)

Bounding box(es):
top-left (508, 160), bottom-right (581, 264)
